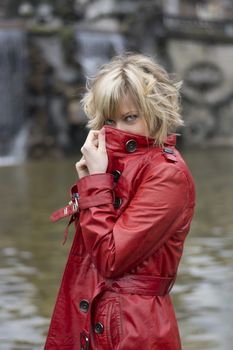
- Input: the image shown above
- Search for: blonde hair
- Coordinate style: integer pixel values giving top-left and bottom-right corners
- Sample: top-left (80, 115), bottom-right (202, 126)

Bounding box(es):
top-left (81, 53), bottom-right (183, 144)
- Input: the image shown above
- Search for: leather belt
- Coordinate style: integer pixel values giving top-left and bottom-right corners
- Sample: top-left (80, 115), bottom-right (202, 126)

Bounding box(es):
top-left (80, 274), bottom-right (176, 349)
top-left (104, 274), bottom-right (176, 296)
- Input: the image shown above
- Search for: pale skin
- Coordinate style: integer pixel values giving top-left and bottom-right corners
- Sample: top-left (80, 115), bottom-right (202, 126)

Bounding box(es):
top-left (75, 93), bottom-right (149, 179)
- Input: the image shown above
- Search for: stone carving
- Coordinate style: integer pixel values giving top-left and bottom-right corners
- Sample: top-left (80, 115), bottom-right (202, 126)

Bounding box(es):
top-left (181, 61), bottom-right (233, 146)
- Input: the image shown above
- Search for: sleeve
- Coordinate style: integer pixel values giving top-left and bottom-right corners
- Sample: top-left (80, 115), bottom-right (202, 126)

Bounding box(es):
top-left (77, 166), bottom-right (190, 278)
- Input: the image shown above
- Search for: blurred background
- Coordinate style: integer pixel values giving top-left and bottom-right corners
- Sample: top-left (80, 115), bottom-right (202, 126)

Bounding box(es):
top-left (0, 1), bottom-right (233, 349)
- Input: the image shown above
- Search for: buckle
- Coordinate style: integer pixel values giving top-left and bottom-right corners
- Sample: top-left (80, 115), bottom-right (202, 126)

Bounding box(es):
top-left (69, 193), bottom-right (79, 212)
top-left (80, 331), bottom-right (89, 350)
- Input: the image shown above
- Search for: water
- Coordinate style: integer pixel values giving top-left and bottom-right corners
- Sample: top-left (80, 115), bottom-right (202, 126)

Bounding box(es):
top-left (75, 27), bottom-right (125, 76)
top-left (0, 28), bottom-right (27, 159)
top-left (0, 126), bottom-right (28, 167)
top-left (0, 150), bottom-right (233, 350)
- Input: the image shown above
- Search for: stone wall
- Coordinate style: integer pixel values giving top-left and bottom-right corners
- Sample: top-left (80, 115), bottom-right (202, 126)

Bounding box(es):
top-left (26, 29), bottom-right (88, 158)
top-left (168, 39), bottom-right (233, 146)
top-left (1, 0), bottom-right (233, 163)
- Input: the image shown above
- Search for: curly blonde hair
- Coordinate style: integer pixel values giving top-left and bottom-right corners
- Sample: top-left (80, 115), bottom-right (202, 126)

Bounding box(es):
top-left (81, 53), bottom-right (183, 144)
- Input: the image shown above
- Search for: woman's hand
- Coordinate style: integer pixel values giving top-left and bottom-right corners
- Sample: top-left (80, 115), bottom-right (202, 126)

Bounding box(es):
top-left (75, 156), bottom-right (89, 179)
top-left (76, 128), bottom-right (108, 178)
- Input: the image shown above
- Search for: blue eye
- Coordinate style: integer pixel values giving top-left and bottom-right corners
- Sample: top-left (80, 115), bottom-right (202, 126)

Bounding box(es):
top-left (125, 115), bottom-right (138, 122)
top-left (105, 119), bottom-right (115, 125)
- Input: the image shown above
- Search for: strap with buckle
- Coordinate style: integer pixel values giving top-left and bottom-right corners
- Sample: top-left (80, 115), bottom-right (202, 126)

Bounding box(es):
top-left (49, 192), bottom-right (80, 244)
top-left (50, 193), bottom-right (79, 222)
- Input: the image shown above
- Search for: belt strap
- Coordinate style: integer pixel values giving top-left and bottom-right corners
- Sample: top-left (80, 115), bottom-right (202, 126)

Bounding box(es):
top-left (50, 188), bottom-right (79, 222)
top-left (50, 202), bottom-right (78, 222)
top-left (94, 274), bottom-right (176, 297)
top-left (49, 190), bottom-right (79, 243)
top-left (105, 274), bottom-right (175, 296)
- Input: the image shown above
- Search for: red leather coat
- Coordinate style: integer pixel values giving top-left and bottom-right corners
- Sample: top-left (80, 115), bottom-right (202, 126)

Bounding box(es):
top-left (45, 126), bottom-right (195, 350)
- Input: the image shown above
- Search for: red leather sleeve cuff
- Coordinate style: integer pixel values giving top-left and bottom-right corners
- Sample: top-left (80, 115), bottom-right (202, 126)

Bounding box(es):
top-left (77, 173), bottom-right (114, 209)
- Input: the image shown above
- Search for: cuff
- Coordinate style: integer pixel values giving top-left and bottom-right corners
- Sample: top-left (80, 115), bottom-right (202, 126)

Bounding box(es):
top-left (77, 173), bottom-right (114, 210)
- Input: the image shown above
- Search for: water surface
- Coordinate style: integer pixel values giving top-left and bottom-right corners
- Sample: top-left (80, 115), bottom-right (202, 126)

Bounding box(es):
top-left (0, 150), bottom-right (232, 349)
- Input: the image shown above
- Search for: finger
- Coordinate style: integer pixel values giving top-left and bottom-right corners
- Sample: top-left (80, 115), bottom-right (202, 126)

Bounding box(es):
top-left (82, 130), bottom-right (99, 152)
top-left (86, 130), bottom-right (99, 146)
top-left (76, 157), bottom-right (86, 166)
top-left (75, 157), bottom-right (86, 170)
top-left (98, 128), bottom-right (106, 151)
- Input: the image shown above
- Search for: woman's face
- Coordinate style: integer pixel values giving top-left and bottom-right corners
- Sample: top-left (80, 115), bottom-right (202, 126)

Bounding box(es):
top-left (104, 93), bottom-right (149, 137)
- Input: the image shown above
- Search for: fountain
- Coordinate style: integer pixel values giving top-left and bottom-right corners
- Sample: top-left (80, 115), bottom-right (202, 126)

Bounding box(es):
top-left (75, 24), bottom-right (125, 76)
top-left (0, 27), bottom-right (28, 165)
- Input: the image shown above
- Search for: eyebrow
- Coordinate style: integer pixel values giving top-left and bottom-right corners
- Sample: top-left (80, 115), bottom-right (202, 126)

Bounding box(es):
top-left (122, 111), bottom-right (139, 117)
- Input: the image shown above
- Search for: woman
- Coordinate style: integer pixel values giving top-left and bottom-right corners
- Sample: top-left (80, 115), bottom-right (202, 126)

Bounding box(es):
top-left (45, 53), bottom-right (195, 349)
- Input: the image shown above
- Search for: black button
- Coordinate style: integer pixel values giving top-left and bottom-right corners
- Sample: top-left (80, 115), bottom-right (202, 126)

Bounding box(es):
top-left (94, 322), bottom-right (104, 334)
top-left (79, 299), bottom-right (89, 313)
top-left (163, 147), bottom-right (174, 154)
top-left (125, 139), bottom-right (137, 153)
top-left (114, 197), bottom-right (122, 209)
top-left (112, 170), bottom-right (121, 182)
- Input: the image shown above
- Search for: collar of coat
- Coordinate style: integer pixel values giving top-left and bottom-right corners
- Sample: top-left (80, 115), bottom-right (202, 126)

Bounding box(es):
top-left (104, 126), bottom-right (177, 154)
